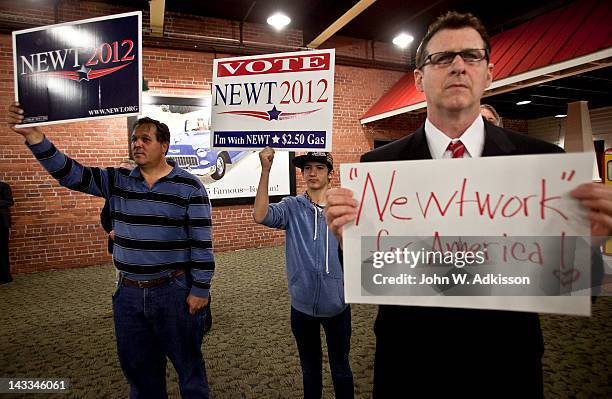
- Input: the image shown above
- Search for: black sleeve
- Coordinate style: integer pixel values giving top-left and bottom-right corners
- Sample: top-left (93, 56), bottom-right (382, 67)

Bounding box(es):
top-left (100, 200), bottom-right (112, 233)
top-left (0, 182), bottom-right (14, 208)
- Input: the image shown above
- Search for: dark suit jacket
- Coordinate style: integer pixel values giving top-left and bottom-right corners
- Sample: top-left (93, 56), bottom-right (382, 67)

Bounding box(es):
top-left (0, 181), bottom-right (14, 229)
top-left (362, 120), bottom-right (563, 399)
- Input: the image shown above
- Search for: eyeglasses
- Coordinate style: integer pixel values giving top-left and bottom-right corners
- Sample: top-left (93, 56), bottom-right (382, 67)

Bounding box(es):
top-left (419, 48), bottom-right (489, 68)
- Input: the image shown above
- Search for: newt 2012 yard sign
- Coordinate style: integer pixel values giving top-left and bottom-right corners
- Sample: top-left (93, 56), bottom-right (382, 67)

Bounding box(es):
top-left (211, 49), bottom-right (334, 152)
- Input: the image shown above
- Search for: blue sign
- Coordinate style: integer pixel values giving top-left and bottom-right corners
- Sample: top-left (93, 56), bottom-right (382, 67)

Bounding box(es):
top-left (13, 12), bottom-right (142, 126)
top-left (213, 131), bottom-right (326, 149)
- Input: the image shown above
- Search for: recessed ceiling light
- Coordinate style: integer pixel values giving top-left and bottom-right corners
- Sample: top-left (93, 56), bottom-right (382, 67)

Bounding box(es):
top-left (516, 100), bottom-right (531, 105)
top-left (267, 13), bottom-right (291, 30)
top-left (554, 114), bottom-right (567, 118)
top-left (392, 33), bottom-right (414, 48)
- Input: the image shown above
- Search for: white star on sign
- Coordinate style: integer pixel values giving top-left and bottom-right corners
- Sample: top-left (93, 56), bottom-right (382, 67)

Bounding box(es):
top-left (271, 135), bottom-right (280, 144)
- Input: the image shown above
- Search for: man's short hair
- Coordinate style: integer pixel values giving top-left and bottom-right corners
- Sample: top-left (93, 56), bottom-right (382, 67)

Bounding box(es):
top-left (415, 11), bottom-right (491, 69)
top-left (132, 117), bottom-right (171, 145)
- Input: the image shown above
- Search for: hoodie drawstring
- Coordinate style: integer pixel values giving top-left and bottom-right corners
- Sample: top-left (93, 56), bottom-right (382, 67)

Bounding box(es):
top-left (313, 204), bottom-right (318, 240)
top-left (325, 225), bottom-right (329, 274)
top-left (312, 203), bottom-right (329, 274)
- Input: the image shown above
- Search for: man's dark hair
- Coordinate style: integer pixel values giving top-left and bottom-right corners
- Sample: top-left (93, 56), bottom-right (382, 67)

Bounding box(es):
top-left (132, 117), bottom-right (171, 145)
top-left (415, 11), bottom-right (491, 69)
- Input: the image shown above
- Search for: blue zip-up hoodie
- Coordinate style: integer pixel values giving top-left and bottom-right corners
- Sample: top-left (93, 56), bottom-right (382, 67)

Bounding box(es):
top-left (262, 194), bottom-right (347, 317)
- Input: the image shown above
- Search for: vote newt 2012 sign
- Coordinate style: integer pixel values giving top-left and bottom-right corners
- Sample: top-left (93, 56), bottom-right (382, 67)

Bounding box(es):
top-left (12, 12), bottom-right (142, 127)
top-left (211, 49), bottom-right (335, 151)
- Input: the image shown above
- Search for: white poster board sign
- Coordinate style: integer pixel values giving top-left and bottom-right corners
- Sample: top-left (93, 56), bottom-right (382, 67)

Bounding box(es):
top-left (211, 49), bottom-right (334, 151)
top-left (340, 153), bottom-right (594, 316)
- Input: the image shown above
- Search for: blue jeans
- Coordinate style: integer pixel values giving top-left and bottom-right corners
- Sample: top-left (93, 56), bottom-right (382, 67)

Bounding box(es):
top-left (113, 272), bottom-right (209, 399)
top-left (290, 306), bottom-right (354, 399)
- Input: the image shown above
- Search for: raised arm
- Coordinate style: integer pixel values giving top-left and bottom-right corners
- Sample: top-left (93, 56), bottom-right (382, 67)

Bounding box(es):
top-left (253, 146), bottom-right (275, 224)
top-left (7, 102), bottom-right (111, 199)
top-left (7, 102), bottom-right (44, 145)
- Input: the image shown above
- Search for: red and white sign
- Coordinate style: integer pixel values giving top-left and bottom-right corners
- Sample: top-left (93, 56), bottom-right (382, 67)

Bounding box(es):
top-left (211, 49), bottom-right (335, 151)
top-left (216, 52), bottom-right (332, 77)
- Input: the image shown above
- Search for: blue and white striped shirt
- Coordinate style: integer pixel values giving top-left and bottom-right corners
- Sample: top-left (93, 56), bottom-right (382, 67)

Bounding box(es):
top-left (28, 137), bottom-right (214, 298)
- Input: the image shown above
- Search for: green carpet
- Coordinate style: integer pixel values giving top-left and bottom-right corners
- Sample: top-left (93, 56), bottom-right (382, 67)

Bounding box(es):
top-left (0, 246), bottom-right (609, 398)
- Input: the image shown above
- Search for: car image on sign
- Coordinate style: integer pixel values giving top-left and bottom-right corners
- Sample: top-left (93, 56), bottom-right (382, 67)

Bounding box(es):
top-left (167, 117), bottom-right (249, 180)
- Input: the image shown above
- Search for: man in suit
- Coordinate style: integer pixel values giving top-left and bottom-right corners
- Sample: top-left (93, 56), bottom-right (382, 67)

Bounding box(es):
top-left (0, 180), bottom-right (14, 284)
top-left (325, 11), bottom-right (612, 398)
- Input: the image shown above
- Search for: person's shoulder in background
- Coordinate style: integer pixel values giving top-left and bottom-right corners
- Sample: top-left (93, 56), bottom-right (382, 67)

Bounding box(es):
top-left (486, 122), bottom-right (564, 155)
top-left (361, 127), bottom-right (424, 163)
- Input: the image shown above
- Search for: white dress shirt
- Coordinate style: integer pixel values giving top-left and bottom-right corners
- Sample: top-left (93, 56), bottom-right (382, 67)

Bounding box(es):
top-left (424, 116), bottom-right (486, 159)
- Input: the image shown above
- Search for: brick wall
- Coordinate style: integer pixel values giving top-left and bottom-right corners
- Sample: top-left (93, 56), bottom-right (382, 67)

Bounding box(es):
top-left (321, 35), bottom-right (410, 64)
top-left (0, 0), bottom-right (137, 27)
top-left (0, 0), bottom-right (404, 64)
top-left (0, 2), bottom-right (410, 272)
top-left (163, 13), bottom-right (304, 48)
top-left (0, 30), bottom-right (130, 271)
top-left (503, 118), bottom-right (528, 133)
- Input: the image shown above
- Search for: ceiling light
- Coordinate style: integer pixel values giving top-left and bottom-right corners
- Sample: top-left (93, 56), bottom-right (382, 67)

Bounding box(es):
top-left (516, 100), bottom-right (531, 105)
top-left (267, 13), bottom-right (291, 30)
top-left (554, 114), bottom-right (567, 118)
top-left (392, 33), bottom-right (414, 49)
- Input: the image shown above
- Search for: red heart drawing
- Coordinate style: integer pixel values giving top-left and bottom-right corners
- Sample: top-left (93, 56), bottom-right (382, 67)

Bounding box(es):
top-left (553, 269), bottom-right (581, 286)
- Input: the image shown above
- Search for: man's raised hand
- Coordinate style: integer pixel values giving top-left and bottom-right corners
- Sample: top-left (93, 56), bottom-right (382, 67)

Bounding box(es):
top-left (259, 146), bottom-right (275, 171)
top-left (7, 102), bottom-right (44, 144)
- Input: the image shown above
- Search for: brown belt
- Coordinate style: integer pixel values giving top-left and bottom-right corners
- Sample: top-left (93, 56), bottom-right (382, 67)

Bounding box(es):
top-left (121, 269), bottom-right (185, 288)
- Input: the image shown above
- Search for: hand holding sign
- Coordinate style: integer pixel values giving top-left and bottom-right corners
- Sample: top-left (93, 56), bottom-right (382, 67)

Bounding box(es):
top-left (339, 153), bottom-right (594, 315)
top-left (324, 187), bottom-right (358, 248)
top-left (571, 182), bottom-right (612, 237)
top-left (7, 102), bottom-right (44, 145)
top-left (12, 12), bottom-right (142, 127)
top-left (259, 146), bottom-right (275, 171)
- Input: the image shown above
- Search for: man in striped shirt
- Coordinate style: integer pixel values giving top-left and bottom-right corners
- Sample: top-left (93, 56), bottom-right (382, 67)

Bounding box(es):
top-left (8, 102), bottom-right (214, 399)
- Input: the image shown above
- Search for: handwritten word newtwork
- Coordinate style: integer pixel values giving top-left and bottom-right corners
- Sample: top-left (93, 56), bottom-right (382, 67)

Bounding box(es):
top-left (341, 153), bottom-right (594, 314)
top-left (355, 172), bottom-right (567, 224)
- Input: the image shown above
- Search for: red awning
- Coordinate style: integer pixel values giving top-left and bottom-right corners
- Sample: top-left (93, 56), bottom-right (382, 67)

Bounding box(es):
top-left (361, 0), bottom-right (612, 124)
